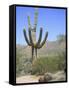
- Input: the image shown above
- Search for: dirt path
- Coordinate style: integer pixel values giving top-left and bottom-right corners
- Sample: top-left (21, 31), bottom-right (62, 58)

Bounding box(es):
top-left (16, 75), bottom-right (40, 83)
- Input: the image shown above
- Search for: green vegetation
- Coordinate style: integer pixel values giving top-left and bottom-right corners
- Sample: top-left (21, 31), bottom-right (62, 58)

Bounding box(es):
top-left (31, 52), bottom-right (65, 75)
top-left (16, 34), bottom-right (66, 77)
top-left (16, 49), bottom-right (66, 77)
top-left (16, 57), bottom-right (32, 77)
top-left (16, 46), bottom-right (32, 77)
top-left (57, 34), bottom-right (66, 43)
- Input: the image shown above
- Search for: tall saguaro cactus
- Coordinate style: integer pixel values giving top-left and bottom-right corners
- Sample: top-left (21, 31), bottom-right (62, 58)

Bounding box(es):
top-left (23, 9), bottom-right (48, 63)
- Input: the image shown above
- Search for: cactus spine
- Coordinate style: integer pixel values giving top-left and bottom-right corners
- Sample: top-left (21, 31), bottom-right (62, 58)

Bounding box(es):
top-left (23, 9), bottom-right (48, 63)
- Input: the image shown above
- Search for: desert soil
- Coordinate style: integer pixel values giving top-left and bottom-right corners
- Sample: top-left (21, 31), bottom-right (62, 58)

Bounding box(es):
top-left (16, 75), bottom-right (41, 83)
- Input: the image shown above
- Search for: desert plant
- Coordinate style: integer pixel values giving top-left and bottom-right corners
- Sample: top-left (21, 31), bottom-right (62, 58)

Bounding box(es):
top-left (31, 53), bottom-right (66, 75)
top-left (57, 34), bottom-right (65, 43)
top-left (23, 9), bottom-right (48, 63)
top-left (57, 51), bottom-right (66, 71)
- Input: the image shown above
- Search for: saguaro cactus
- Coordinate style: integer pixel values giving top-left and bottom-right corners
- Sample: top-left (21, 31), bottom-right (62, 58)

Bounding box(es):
top-left (23, 9), bottom-right (48, 63)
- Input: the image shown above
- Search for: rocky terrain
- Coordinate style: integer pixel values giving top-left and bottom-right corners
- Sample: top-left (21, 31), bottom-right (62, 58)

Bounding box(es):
top-left (16, 70), bottom-right (66, 83)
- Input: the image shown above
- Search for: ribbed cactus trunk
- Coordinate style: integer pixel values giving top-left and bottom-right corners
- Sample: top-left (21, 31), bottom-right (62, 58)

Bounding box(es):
top-left (31, 32), bottom-right (37, 61)
top-left (31, 32), bottom-right (36, 44)
top-left (28, 9), bottom-right (38, 61)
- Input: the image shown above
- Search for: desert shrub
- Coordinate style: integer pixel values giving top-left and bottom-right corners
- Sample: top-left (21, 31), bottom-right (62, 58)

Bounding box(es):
top-left (16, 46), bottom-right (66, 77)
top-left (57, 34), bottom-right (65, 43)
top-left (57, 51), bottom-right (66, 70)
top-left (16, 55), bottom-right (32, 77)
top-left (16, 57), bottom-right (32, 77)
top-left (31, 56), bottom-right (57, 75)
top-left (16, 48), bottom-right (32, 77)
top-left (16, 51), bottom-right (23, 77)
top-left (31, 53), bottom-right (65, 75)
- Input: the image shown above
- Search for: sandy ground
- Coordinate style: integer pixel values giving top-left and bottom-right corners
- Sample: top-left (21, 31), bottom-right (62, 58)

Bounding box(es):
top-left (16, 75), bottom-right (40, 83)
top-left (16, 71), bottom-right (65, 83)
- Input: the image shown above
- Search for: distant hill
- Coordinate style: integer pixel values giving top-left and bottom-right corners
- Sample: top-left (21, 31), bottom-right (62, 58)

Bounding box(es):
top-left (16, 40), bottom-right (66, 58)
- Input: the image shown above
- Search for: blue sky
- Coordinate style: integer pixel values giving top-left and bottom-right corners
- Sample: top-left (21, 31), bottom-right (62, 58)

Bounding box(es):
top-left (16, 6), bottom-right (66, 45)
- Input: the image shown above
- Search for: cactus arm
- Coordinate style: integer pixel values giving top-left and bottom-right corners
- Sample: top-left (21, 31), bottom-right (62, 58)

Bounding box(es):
top-left (34, 9), bottom-right (38, 28)
top-left (36, 28), bottom-right (42, 47)
top-left (28, 16), bottom-right (31, 28)
top-left (23, 29), bottom-right (31, 46)
top-left (37, 32), bottom-right (48, 49)
top-left (28, 29), bottom-right (34, 46)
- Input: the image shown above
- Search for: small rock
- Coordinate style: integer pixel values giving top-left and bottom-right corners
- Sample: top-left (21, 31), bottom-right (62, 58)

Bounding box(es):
top-left (44, 72), bottom-right (53, 82)
top-left (39, 76), bottom-right (44, 82)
